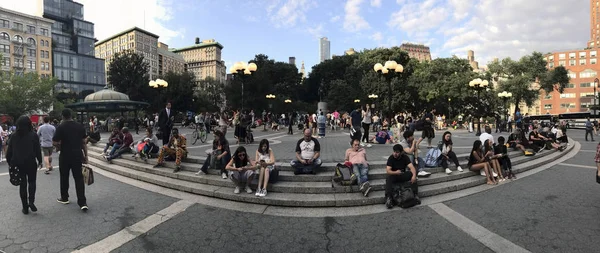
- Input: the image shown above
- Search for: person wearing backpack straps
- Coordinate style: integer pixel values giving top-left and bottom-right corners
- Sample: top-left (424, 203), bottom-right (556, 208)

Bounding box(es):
top-left (345, 139), bottom-right (372, 197)
top-left (384, 144), bottom-right (420, 209)
top-left (440, 131), bottom-right (463, 175)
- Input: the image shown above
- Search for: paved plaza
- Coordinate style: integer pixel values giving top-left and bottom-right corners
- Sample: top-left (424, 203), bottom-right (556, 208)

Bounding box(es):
top-left (0, 128), bottom-right (599, 252)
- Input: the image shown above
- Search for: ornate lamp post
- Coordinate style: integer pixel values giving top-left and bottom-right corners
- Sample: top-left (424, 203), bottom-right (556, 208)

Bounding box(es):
top-left (149, 79), bottom-right (169, 103)
top-left (468, 78), bottom-right (489, 136)
top-left (498, 91), bottom-right (513, 132)
top-left (354, 99), bottom-right (361, 104)
top-left (230, 61), bottom-right (258, 111)
top-left (374, 60), bottom-right (403, 117)
top-left (264, 94), bottom-right (276, 131)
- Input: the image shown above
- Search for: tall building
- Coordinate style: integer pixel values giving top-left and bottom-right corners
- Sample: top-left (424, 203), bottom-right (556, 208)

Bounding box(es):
top-left (541, 0), bottom-right (600, 115)
top-left (289, 56), bottom-right (295, 65)
top-left (319, 37), bottom-right (330, 63)
top-left (157, 42), bottom-right (184, 76)
top-left (300, 60), bottom-right (306, 79)
top-left (172, 37), bottom-right (226, 84)
top-left (0, 7), bottom-right (53, 77)
top-left (95, 27), bottom-right (160, 81)
top-left (39, 0), bottom-right (106, 98)
top-left (399, 43), bottom-right (431, 62)
top-left (344, 48), bottom-right (356, 55)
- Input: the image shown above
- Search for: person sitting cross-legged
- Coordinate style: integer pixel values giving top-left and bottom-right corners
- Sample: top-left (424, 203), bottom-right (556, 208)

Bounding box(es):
top-left (291, 129), bottom-right (322, 175)
top-left (104, 127), bottom-right (133, 163)
top-left (384, 144), bottom-right (420, 209)
top-left (369, 129), bottom-right (392, 144)
top-left (440, 131), bottom-right (463, 175)
top-left (226, 146), bottom-right (255, 194)
top-left (399, 130), bottom-right (431, 177)
top-left (345, 139), bottom-right (372, 197)
top-left (154, 128), bottom-right (187, 173)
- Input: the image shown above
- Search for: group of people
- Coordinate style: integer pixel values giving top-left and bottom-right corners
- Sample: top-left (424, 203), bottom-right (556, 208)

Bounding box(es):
top-left (7, 109), bottom-right (89, 215)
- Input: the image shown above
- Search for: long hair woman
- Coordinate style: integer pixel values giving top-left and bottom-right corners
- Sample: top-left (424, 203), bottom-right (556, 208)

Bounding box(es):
top-left (7, 116), bottom-right (43, 214)
top-left (467, 140), bottom-right (496, 185)
top-left (255, 139), bottom-right (276, 197)
top-left (440, 131), bottom-right (463, 174)
top-left (225, 146), bottom-right (255, 194)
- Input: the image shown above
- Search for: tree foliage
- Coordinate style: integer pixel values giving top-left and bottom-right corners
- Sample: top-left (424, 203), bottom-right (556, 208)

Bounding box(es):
top-left (195, 77), bottom-right (224, 112)
top-left (107, 49), bottom-right (152, 104)
top-left (0, 71), bottom-right (56, 119)
top-left (161, 71), bottom-right (196, 113)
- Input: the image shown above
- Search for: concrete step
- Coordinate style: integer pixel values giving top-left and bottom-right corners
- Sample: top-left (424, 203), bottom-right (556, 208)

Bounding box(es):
top-left (88, 141), bottom-right (573, 207)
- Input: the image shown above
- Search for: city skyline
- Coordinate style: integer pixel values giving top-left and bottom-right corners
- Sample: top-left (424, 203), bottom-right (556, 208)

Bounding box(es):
top-left (4, 0), bottom-right (591, 74)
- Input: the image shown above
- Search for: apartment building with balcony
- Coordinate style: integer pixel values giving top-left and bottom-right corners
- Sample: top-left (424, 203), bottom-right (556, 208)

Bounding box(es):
top-left (0, 7), bottom-right (53, 77)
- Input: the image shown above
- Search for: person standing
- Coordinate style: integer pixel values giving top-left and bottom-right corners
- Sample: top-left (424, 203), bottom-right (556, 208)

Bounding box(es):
top-left (53, 109), bottom-right (88, 212)
top-left (361, 105), bottom-right (372, 145)
top-left (586, 117), bottom-right (595, 142)
top-left (7, 116), bottom-right (43, 214)
top-left (158, 102), bottom-right (174, 146)
top-left (317, 111), bottom-right (326, 138)
top-left (37, 117), bottom-right (56, 174)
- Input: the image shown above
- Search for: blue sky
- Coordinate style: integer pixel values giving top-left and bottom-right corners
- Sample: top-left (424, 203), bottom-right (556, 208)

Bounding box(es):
top-left (10, 0), bottom-right (592, 73)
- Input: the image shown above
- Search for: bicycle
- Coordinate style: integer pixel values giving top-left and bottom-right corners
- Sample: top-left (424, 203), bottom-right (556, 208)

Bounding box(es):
top-left (191, 124), bottom-right (208, 144)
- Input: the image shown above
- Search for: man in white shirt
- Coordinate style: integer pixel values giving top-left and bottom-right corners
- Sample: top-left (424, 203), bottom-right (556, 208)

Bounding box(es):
top-left (479, 126), bottom-right (494, 146)
top-left (38, 117), bottom-right (56, 174)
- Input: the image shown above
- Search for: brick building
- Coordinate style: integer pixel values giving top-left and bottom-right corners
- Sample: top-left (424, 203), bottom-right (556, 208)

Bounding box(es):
top-left (399, 43), bottom-right (431, 62)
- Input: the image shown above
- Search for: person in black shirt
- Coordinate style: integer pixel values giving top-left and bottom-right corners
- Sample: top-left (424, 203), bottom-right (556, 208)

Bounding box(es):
top-left (384, 144), bottom-right (419, 209)
top-left (420, 109), bottom-right (436, 148)
top-left (7, 116), bottom-right (43, 214)
top-left (52, 109), bottom-right (88, 212)
top-left (349, 106), bottom-right (362, 141)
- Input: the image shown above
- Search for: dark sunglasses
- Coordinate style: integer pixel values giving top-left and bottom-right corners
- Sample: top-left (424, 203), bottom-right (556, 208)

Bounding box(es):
top-left (238, 153), bottom-right (246, 157)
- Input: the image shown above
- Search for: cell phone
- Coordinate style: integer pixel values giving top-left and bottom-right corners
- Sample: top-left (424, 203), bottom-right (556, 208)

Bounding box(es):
top-left (260, 160), bottom-right (265, 163)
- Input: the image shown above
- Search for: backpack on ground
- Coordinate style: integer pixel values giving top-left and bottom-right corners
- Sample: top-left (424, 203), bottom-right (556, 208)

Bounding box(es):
top-left (424, 148), bottom-right (441, 167)
top-left (393, 185), bottom-right (418, 209)
top-left (269, 166), bottom-right (279, 183)
top-left (332, 163), bottom-right (357, 186)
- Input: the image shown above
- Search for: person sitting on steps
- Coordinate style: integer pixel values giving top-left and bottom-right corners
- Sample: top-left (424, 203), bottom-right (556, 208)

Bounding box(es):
top-left (369, 128), bottom-right (392, 144)
top-left (399, 130), bottom-right (431, 177)
top-left (440, 131), bottom-right (463, 175)
top-left (103, 127), bottom-right (133, 163)
top-left (132, 127), bottom-right (159, 162)
top-left (226, 146), bottom-right (255, 194)
top-left (468, 140), bottom-right (497, 185)
top-left (384, 144), bottom-right (420, 209)
top-left (345, 139), bottom-right (372, 197)
top-left (494, 136), bottom-right (515, 179)
top-left (154, 128), bottom-right (187, 173)
top-left (483, 139), bottom-right (504, 181)
top-left (255, 139), bottom-right (276, 197)
top-left (291, 129), bottom-right (322, 175)
top-left (102, 127), bottom-right (123, 156)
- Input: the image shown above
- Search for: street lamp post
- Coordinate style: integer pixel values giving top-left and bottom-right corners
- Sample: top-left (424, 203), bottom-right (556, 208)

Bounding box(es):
top-left (448, 98), bottom-right (451, 123)
top-left (265, 94), bottom-right (276, 131)
top-left (354, 99), bottom-right (361, 104)
top-left (374, 61), bottom-right (403, 118)
top-left (594, 78), bottom-right (599, 118)
top-left (149, 79), bottom-right (169, 103)
top-left (498, 91), bottom-right (513, 132)
top-left (468, 78), bottom-right (489, 136)
top-left (230, 61), bottom-right (258, 111)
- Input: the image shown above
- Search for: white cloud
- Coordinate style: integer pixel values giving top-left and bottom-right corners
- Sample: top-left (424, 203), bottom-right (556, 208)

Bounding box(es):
top-left (343, 0), bottom-right (371, 32)
top-left (388, 0), bottom-right (448, 35)
top-left (370, 0), bottom-right (382, 7)
top-left (268, 0), bottom-right (317, 28)
top-left (330, 15), bottom-right (341, 23)
top-left (306, 24), bottom-right (325, 38)
top-left (6, 0), bottom-right (184, 44)
top-left (370, 32), bottom-right (383, 42)
top-left (448, 0), bottom-right (472, 20)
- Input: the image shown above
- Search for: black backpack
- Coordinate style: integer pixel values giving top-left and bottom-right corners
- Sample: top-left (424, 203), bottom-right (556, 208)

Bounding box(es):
top-left (393, 184), bottom-right (418, 208)
top-left (332, 163), bottom-right (357, 186)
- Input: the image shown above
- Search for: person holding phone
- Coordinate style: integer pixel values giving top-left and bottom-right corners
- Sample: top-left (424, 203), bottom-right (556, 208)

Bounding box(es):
top-left (226, 146), bottom-right (255, 194)
top-left (255, 139), bottom-right (276, 197)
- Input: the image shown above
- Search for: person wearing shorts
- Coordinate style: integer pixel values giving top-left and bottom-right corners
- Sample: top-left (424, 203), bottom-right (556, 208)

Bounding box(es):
top-left (254, 139), bottom-right (276, 197)
top-left (37, 117), bottom-right (56, 174)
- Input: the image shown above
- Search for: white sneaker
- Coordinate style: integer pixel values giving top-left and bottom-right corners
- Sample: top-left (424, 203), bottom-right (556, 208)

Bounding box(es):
top-left (255, 189), bottom-right (261, 196)
top-left (234, 186), bottom-right (240, 194)
top-left (493, 172), bottom-right (498, 177)
top-left (259, 189), bottom-right (267, 197)
top-left (457, 166), bottom-right (464, 172)
top-left (222, 173), bottom-right (228, 179)
top-left (245, 186), bottom-right (253, 194)
top-left (360, 143), bottom-right (366, 147)
top-left (366, 144), bottom-right (372, 148)
top-left (445, 168), bottom-right (452, 174)
top-left (417, 171), bottom-right (431, 177)
top-left (480, 170), bottom-right (486, 176)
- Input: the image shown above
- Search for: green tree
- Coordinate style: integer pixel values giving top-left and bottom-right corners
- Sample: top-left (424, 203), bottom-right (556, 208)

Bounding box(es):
top-left (196, 77), bottom-right (224, 112)
top-left (107, 49), bottom-right (152, 104)
top-left (0, 71), bottom-right (56, 119)
top-left (487, 52), bottom-right (569, 113)
top-left (162, 71), bottom-right (196, 113)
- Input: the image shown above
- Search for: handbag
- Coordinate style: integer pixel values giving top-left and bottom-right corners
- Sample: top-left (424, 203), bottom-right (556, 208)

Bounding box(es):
top-left (82, 165), bottom-right (94, 185)
top-left (9, 165), bottom-right (21, 186)
top-left (394, 185), bottom-right (418, 209)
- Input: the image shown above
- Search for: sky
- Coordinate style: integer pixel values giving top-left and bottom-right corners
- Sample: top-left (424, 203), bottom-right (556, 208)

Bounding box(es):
top-left (5, 0), bottom-right (591, 74)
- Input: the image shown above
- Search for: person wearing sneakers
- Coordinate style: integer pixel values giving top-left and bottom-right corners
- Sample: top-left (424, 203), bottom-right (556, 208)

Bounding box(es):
top-left (154, 128), bottom-right (187, 173)
top-left (440, 131), bottom-right (463, 175)
top-left (37, 116), bottom-right (55, 174)
top-left (226, 146), bottom-right (255, 194)
top-left (399, 130), bottom-right (431, 177)
top-left (385, 144), bottom-right (419, 209)
top-left (507, 128), bottom-right (532, 155)
top-left (255, 139), bottom-right (276, 197)
top-left (361, 104), bottom-right (372, 146)
top-left (345, 139), bottom-right (372, 197)
top-left (104, 127), bottom-right (134, 163)
top-left (53, 109), bottom-right (88, 212)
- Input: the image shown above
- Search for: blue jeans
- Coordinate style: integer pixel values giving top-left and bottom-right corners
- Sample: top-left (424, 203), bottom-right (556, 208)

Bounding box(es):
top-left (352, 163), bottom-right (369, 184)
top-left (406, 154), bottom-right (425, 172)
top-left (109, 143), bottom-right (121, 156)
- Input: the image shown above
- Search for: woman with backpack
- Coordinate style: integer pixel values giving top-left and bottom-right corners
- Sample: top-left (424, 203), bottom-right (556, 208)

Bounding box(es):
top-left (468, 140), bottom-right (497, 185)
top-left (7, 116), bottom-right (43, 214)
top-left (255, 139), bottom-right (276, 197)
top-left (440, 131), bottom-right (463, 175)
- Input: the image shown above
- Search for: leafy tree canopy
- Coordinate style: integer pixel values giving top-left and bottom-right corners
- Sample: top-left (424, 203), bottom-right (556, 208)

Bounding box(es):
top-left (0, 71), bottom-right (56, 120)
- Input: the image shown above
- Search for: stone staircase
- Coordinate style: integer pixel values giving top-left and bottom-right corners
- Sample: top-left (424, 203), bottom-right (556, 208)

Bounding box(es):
top-left (86, 141), bottom-right (574, 207)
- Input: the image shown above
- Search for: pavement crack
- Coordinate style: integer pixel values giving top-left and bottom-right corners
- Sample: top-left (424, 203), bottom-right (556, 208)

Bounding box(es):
top-left (323, 216), bottom-right (341, 252)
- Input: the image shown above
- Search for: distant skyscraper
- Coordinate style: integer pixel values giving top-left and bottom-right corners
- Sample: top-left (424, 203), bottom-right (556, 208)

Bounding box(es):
top-left (399, 43), bottom-right (432, 62)
top-left (319, 37), bottom-right (330, 63)
top-left (300, 61), bottom-right (306, 79)
top-left (289, 57), bottom-right (296, 65)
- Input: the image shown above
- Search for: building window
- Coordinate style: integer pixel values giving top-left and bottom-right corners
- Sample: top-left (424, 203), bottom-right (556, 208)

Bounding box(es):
top-left (27, 38), bottom-right (36, 46)
top-left (592, 51), bottom-right (597, 57)
top-left (1, 19), bottom-right (8, 28)
top-left (566, 83), bottom-right (575, 88)
top-left (1, 57), bottom-right (9, 66)
top-left (580, 70), bottom-right (598, 78)
top-left (27, 25), bottom-right (35, 34)
top-left (549, 55), bottom-right (554, 61)
top-left (0, 44), bottom-right (9, 53)
top-left (568, 72), bottom-right (576, 78)
top-left (560, 103), bottom-right (576, 108)
top-left (40, 28), bottom-right (48, 36)
top-left (581, 82), bottom-right (593, 87)
top-left (559, 93), bottom-right (575, 98)
top-left (580, 52), bottom-right (587, 58)
top-left (569, 53), bottom-right (576, 59)
top-left (592, 59), bottom-right (597, 65)
top-left (569, 59), bottom-right (576, 66)
top-left (12, 22), bottom-right (23, 31)
top-left (580, 59), bottom-right (586, 65)
top-left (27, 49), bottom-right (36, 57)
top-left (544, 104), bottom-right (552, 109)
top-left (559, 60), bottom-right (565, 66)
top-left (27, 60), bottom-right (36, 70)
top-left (559, 54), bottom-right (566, 59)
top-left (580, 92), bottom-right (595, 97)
top-left (13, 35), bottom-right (23, 43)
top-left (548, 62), bottom-right (554, 68)
top-left (582, 102), bottom-right (592, 108)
